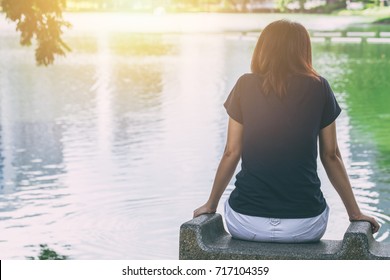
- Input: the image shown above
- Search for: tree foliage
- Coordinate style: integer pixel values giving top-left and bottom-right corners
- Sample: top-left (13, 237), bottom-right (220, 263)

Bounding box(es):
top-left (26, 244), bottom-right (69, 260)
top-left (1, 0), bottom-right (71, 66)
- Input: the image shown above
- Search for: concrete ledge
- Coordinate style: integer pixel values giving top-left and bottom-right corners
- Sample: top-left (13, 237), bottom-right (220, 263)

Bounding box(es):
top-left (179, 213), bottom-right (390, 260)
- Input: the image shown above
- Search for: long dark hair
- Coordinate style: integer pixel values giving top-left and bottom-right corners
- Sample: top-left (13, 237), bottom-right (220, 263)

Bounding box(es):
top-left (251, 20), bottom-right (319, 97)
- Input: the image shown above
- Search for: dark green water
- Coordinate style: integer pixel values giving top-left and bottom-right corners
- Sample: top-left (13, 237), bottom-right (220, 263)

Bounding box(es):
top-left (313, 40), bottom-right (390, 235)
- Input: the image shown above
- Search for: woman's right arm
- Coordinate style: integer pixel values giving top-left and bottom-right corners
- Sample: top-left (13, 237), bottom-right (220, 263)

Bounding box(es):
top-left (319, 121), bottom-right (380, 233)
top-left (193, 117), bottom-right (243, 218)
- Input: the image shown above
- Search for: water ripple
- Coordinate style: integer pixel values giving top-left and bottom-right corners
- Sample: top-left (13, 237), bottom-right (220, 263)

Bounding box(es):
top-left (0, 23), bottom-right (389, 260)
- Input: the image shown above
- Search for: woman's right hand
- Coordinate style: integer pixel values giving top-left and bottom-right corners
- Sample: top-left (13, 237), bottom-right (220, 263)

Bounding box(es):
top-left (193, 203), bottom-right (217, 218)
top-left (349, 213), bottom-right (380, 234)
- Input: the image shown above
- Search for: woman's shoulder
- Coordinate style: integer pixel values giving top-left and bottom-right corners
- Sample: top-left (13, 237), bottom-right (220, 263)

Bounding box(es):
top-left (294, 74), bottom-right (329, 89)
top-left (236, 73), bottom-right (263, 85)
top-left (309, 75), bottom-right (333, 93)
top-left (239, 72), bottom-right (261, 80)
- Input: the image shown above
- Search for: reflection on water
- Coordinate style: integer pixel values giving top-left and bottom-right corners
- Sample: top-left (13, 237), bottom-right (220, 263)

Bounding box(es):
top-left (0, 15), bottom-right (389, 259)
top-left (312, 41), bottom-right (390, 242)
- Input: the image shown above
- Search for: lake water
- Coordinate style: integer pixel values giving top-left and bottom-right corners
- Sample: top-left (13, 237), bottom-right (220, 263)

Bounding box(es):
top-left (0, 13), bottom-right (389, 259)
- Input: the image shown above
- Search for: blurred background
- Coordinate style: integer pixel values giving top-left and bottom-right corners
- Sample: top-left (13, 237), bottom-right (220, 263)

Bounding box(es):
top-left (66, 0), bottom-right (389, 14)
top-left (0, 0), bottom-right (389, 259)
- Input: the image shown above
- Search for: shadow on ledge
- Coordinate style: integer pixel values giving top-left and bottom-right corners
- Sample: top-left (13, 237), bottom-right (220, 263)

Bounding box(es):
top-left (179, 213), bottom-right (390, 260)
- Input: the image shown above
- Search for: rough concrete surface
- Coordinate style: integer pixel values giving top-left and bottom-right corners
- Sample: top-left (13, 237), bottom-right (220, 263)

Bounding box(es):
top-left (179, 213), bottom-right (390, 260)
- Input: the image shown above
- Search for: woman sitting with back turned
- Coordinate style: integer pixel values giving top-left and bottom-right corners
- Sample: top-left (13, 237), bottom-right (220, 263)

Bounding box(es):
top-left (193, 20), bottom-right (380, 243)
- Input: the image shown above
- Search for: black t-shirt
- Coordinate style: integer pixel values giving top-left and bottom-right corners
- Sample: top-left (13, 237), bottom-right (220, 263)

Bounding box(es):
top-left (224, 73), bottom-right (341, 218)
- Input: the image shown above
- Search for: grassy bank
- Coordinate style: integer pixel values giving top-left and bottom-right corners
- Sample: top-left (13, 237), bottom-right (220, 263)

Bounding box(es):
top-left (336, 6), bottom-right (390, 23)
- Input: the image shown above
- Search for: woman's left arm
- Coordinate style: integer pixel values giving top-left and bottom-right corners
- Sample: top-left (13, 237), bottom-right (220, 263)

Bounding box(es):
top-left (193, 117), bottom-right (243, 218)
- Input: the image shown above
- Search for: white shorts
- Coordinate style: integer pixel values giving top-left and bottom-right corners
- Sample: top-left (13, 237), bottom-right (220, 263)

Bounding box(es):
top-left (224, 200), bottom-right (329, 243)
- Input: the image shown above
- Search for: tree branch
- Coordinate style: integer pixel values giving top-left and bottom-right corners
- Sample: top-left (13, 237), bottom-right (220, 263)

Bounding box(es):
top-left (1, 0), bottom-right (71, 66)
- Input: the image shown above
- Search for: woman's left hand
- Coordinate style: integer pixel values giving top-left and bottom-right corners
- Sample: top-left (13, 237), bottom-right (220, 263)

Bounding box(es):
top-left (193, 203), bottom-right (216, 218)
top-left (349, 213), bottom-right (380, 234)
